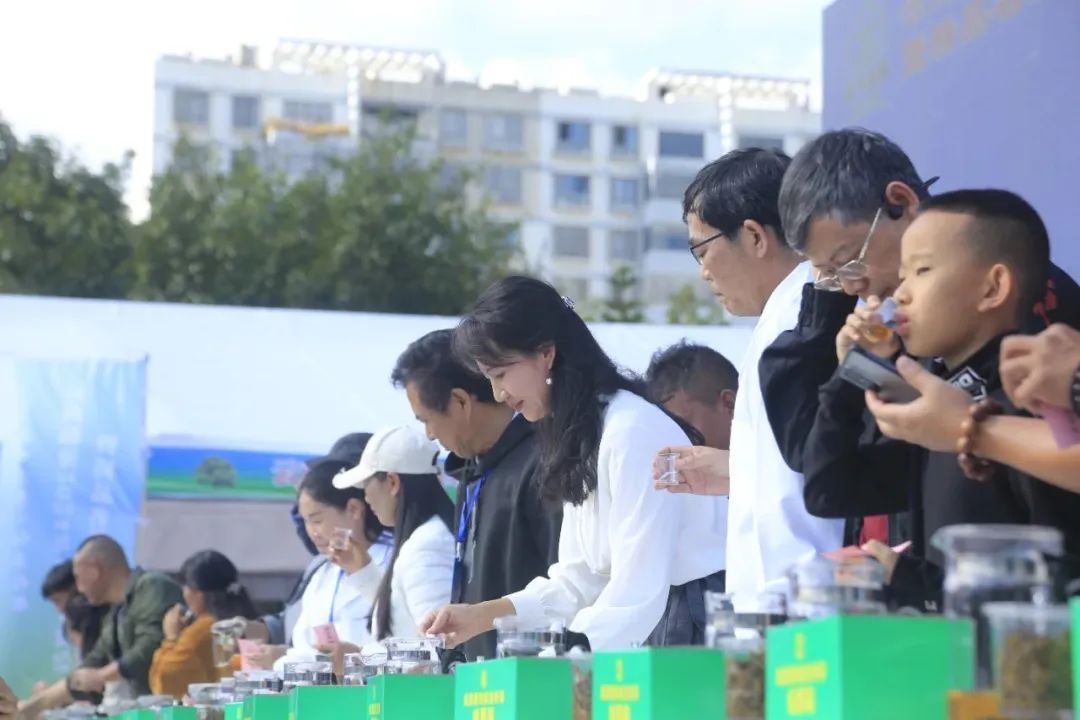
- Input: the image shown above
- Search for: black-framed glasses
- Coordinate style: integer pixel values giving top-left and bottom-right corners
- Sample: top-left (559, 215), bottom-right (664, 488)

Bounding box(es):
top-left (689, 230), bottom-right (725, 265)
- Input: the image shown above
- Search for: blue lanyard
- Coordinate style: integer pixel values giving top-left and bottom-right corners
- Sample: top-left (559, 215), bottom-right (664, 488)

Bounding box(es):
top-left (328, 568), bottom-right (344, 624)
top-left (453, 472), bottom-right (489, 588)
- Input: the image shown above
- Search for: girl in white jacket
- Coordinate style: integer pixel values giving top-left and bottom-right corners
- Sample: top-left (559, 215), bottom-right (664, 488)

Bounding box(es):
top-left (334, 426), bottom-right (455, 639)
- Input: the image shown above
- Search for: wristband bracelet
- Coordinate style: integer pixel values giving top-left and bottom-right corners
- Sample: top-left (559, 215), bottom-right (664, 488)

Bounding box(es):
top-left (957, 398), bottom-right (1004, 481)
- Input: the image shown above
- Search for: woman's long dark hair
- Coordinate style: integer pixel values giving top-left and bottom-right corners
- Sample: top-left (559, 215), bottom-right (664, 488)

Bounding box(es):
top-left (179, 550), bottom-right (258, 621)
top-left (298, 459), bottom-right (390, 544)
top-left (372, 472), bottom-right (454, 639)
top-left (453, 275), bottom-right (701, 506)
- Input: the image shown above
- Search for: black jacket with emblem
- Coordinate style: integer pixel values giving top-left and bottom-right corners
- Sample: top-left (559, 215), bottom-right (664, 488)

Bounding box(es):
top-left (443, 414), bottom-right (562, 661)
top-left (801, 336), bottom-right (1080, 611)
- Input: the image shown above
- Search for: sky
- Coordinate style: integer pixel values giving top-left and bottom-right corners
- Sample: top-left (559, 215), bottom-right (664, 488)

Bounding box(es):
top-left (0, 0), bottom-right (832, 218)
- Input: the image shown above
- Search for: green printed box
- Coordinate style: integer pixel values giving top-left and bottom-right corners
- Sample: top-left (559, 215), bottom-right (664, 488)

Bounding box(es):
top-left (224, 701), bottom-right (244, 720)
top-left (159, 707), bottom-right (198, 720)
top-left (243, 694), bottom-right (290, 720)
top-left (223, 702), bottom-right (244, 720)
top-left (117, 711), bottom-right (157, 720)
top-left (766, 614), bottom-right (974, 720)
top-left (454, 657), bottom-right (575, 720)
top-left (368, 674), bottom-right (454, 720)
top-left (592, 647), bottom-right (727, 720)
top-left (288, 685), bottom-right (369, 720)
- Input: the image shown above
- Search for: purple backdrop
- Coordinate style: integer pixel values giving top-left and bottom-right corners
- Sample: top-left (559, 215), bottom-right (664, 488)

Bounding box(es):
top-left (823, 0), bottom-right (1080, 279)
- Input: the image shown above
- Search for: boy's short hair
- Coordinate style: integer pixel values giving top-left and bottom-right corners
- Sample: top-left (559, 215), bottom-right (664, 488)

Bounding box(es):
top-left (918, 189), bottom-right (1050, 317)
top-left (646, 341), bottom-right (739, 406)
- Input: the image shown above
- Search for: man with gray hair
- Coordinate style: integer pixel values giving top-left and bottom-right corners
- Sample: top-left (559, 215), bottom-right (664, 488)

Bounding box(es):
top-left (760, 128), bottom-right (1080, 547)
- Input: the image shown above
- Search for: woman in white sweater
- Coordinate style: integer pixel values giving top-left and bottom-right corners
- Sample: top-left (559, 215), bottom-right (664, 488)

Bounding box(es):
top-left (335, 426), bottom-right (455, 639)
top-left (286, 459), bottom-right (392, 661)
top-left (420, 276), bottom-right (728, 650)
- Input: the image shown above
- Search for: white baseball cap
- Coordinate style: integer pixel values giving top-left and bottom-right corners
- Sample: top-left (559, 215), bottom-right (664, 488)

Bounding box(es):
top-left (332, 426), bottom-right (439, 489)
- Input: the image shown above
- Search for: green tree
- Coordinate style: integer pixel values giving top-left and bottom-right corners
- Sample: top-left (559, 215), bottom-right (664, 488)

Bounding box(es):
top-left (0, 118), bottom-right (134, 298)
top-left (133, 128), bottom-right (513, 314)
top-left (599, 263), bottom-right (645, 323)
top-left (666, 282), bottom-right (728, 325)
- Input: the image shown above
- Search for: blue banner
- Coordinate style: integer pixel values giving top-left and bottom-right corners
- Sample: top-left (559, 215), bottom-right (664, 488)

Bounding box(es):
top-left (0, 357), bottom-right (147, 697)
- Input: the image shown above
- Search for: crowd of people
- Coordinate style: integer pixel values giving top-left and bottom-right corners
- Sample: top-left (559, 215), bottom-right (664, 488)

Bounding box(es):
top-left (9, 126), bottom-right (1080, 717)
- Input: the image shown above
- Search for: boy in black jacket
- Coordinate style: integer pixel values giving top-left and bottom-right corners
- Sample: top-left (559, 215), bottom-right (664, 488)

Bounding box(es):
top-left (802, 189), bottom-right (1080, 611)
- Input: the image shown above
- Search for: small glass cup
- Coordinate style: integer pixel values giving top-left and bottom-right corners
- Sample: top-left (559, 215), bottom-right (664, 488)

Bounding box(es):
top-left (861, 297), bottom-right (899, 344)
top-left (983, 602), bottom-right (1072, 719)
top-left (656, 452), bottom-right (680, 487)
top-left (329, 527), bottom-right (354, 552)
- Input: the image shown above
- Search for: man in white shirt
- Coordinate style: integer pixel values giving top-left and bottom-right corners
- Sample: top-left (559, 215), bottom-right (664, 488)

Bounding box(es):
top-left (670, 148), bottom-right (845, 597)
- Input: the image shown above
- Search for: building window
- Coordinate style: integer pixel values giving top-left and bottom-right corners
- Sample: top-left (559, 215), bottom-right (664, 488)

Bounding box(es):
top-left (553, 174), bottom-right (590, 208)
top-left (484, 113), bottom-right (524, 151)
top-left (438, 161), bottom-right (467, 188)
top-left (484, 166), bottom-right (523, 205)
top-left (611, 125), bottom-right (639, 156)
top-left (362, 104), bottom-right (418, 136)
top-left (646, 227), bottom-right (688, 252)
top-left (439, 108), bottom-right (468, 148)
top-left (283, 100), bottom-right (333, 125)
top-left (610, 178), bottom-right (641, 211)
top-left (658, 130), bottom-right (705, 158)
top-left (232, 95), bottom-right (260, 130)
top-left (552, 226), bottom-right (590, 258)
top-left (737, 134), bottom-right (785, 151)
top-left (556, 121), bottom-right (591, 153)
top-left (173, 88), bottom-right (210, 126)
top-left (654, 172), bottom-right (696, 200)
top-left (609, 230), bottom-right (642, 262)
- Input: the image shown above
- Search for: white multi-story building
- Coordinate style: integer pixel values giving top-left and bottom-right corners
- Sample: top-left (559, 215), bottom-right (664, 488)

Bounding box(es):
top-left (154, 41), bottom-right (820, 320)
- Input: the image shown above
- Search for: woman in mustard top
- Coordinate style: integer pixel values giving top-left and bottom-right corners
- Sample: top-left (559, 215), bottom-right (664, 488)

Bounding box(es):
top-left (149, 551), bottom-right (256, 699)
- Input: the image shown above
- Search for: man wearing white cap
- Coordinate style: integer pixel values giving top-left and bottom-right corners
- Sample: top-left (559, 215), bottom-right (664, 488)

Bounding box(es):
top-left (335, 426), bottom-right (456, 639)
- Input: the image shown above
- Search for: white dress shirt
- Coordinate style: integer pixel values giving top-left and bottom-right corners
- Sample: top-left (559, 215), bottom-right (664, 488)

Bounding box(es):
top-left (288, 540), bottom-right (392, 655)
top-left (371, 515), bottom-right (455, 639)
top-left (726, 261), bottom-right (845, 596)
top-left (507, 390), bottom-right (728, 650)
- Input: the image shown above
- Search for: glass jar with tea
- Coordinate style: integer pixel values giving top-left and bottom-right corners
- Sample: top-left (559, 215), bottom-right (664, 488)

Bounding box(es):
top-left (983, 602), bottom-right (1072, 719)
top-left (932, 524), bottom-right (1062, 687)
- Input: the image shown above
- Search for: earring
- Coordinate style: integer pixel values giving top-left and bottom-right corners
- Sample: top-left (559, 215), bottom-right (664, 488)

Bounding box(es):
top-left (545, 377), bottom-right (552, 386)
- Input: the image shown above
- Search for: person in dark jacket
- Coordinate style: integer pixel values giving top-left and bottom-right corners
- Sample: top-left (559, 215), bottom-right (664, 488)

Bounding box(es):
top-left (762, 129), bottom-right (1080, 544)
top-left (41, 560), bottom-right (109, 660)
top-left (802, 190), bottom-right (1080, 613)
top-left (19, 536), bottom-right (184, 716)
top-left (392, 329), bottom-right (561, 660)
